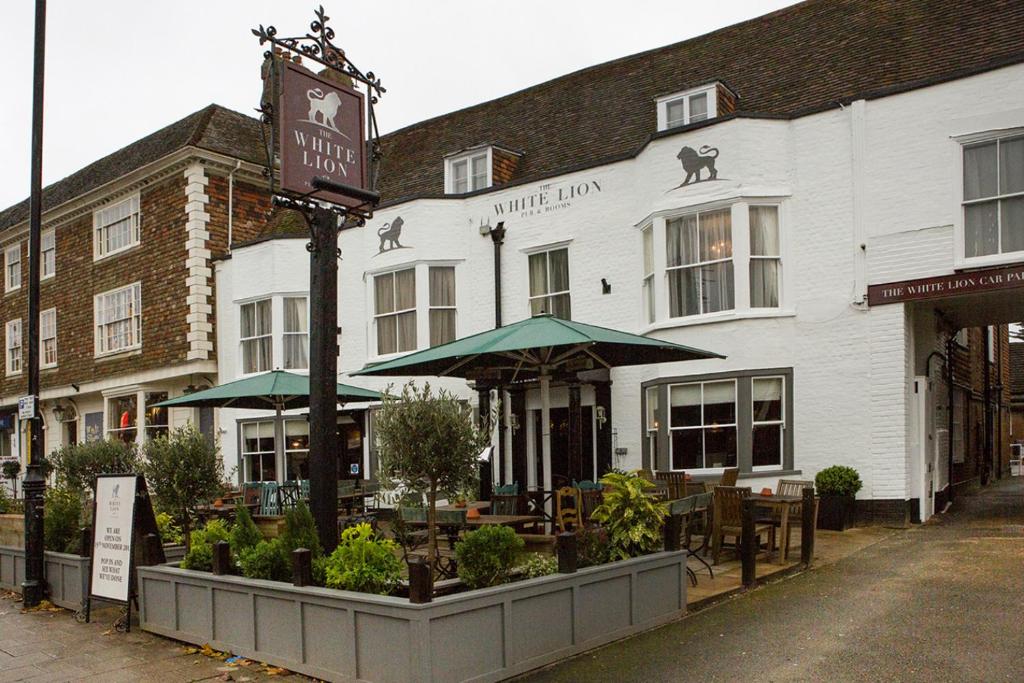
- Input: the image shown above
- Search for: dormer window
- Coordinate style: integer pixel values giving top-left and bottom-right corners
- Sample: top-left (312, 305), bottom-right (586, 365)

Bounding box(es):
top-left (657, 85), bottom-right (718, 131)
top-left (445, 147), bottom-right (492, 194)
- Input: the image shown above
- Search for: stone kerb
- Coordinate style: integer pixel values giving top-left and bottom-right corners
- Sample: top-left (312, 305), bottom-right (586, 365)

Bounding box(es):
top-left (138, 550), bottom-right (688, 683)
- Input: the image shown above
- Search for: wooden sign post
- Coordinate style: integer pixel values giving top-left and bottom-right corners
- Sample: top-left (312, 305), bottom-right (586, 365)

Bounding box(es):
top-left (85, 474), bottom-right (164, 632)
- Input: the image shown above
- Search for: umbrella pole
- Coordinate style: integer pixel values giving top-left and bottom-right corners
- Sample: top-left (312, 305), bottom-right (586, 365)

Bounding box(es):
top-left (540, 373), bottom-right (553, 532)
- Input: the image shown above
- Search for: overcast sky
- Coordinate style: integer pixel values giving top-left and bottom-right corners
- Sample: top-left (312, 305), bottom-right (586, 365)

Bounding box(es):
top-left (0, 1), bottom-right (800, 210)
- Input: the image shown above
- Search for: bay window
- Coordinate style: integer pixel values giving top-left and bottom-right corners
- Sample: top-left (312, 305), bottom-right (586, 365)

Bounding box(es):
top-left (642, 227), bottom-right (655, 323)
top-left (369, 263), bottom-right (460, 357)
top-left (240, 298), bottom-right (272, 373)
top-left (429, 266), bottom-right (456, 346)
top-left (374, 268), bottom-right (417, 355)
top-left (283, 296), bottom-right (309, 370)
top-left (528, 247), bottom-right (571, 318)
top-left (643, 369), bottom-right (793, 474)
top-left (666, 209), bottom-right (733, 317)
top-left (963, 135), bottom-right (1024, 259)
top-left (238, 295), bottom-right (309, 374)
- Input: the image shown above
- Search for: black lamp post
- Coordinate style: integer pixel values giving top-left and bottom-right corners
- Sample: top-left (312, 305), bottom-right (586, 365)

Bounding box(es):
top-left (22, 0), bottom-right (48, 608)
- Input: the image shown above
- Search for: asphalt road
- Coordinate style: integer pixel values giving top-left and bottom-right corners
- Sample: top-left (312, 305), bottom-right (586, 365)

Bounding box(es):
top-left (522, 477), bottom-right (1024, 683)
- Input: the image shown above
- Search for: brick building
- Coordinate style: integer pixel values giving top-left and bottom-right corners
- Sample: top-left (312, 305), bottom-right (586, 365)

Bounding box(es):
top-left (0, 105), bottom-right (269, 478)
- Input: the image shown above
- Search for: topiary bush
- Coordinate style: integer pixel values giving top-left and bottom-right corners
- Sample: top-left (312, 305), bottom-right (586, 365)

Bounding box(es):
top-left (815, 466), bottom-right (863, 497)
top-left (50, 440), bottom-right (140, 496)
top-left (322, 523), bottom-right (402, 595)
top-left (281, 502), bottom-right (322, 558)
top-left (592, 472), bottom-right (668, 561)
top-left (181, 519), bottom-right (230, 571)
top-left (229, 505), bottom-right (263, 556)
top-left (238, 538), bottom-right (291, 582)
top-left (43, 486), bottom-right (82, 554)
top-left (519, 553), bottom-right (558, 579)
top-left (456, 525), bottom-right (524, 589)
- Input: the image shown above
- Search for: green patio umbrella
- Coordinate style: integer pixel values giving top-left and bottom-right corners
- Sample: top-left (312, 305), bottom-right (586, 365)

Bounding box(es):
top-left (355, 314), bottom-right (722, 497)
top-left (153, 370), bottom-right (382, 412)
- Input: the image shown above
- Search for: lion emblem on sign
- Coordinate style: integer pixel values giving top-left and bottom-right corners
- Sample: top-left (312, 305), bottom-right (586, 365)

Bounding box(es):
top-left (305, 88), bottom-right (350, 139)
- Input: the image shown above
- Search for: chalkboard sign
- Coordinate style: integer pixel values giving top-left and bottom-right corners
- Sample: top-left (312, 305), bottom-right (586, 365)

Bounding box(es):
top-left (86, 474), bottom-right (164, 631)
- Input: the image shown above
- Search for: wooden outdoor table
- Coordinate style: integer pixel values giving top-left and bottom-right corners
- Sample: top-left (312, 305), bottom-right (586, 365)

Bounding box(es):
top-left (465, 514), bottom-right (543, 530)
top-left (753, 494), bottom-right (803, 563)
top-left (337, 492), bottom-right (367, 514)
top-left (436, 501), bottom-right (490, 513)
top-left (195, 502), bottom-right (259, 524)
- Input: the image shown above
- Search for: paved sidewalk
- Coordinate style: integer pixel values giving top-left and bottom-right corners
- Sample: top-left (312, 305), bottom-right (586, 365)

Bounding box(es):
top-left (0, 599), bottom-right (294, 682)
top-left (522, 477), bottom-right (1024, 682)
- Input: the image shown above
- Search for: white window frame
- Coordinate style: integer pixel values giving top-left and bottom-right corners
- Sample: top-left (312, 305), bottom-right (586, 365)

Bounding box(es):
top-left (665, 207), bottom-right (735, 318)
top-left (41, 229), bottom-right (55, 280)
top-left (239, 297), bottom-right (274, 375)
top-left (93, 193), bottom-right (141, 260)
top-left (40, 308), bottom-right (57, 369)
top-left (282, 296), bottom-right (309, 371)
top-left (240, 419), bottom-right (277, 482)
top-left (5, 244), bottom-right (21, 292)
top-left (106, 392), bottom-right (139, 444)
top-left (445, 147), bottom-right (492, 194)
top-left (667, 379), bottom-right (738, 472)
top-left (94, 282), bottom-right (142, 357)
top-left (645, 385), bottom-right (659, 465)
top-left (5, 319), bottom-right (22, 376)
top-left (748, 204), bottom-right (783, 309)
top-left (284, 418), bottom-right (310, 481)
top-left (427, 265), bottom-right (457, 347)
top-left (751, 375), bottom-right (785, 471)
top-left (527, 245), bottom-right (571, 318)
top-left (641, 226), bottom-right (655, 324)
top-left (656, 84), bottom-right (718, 131)
top-left (373, 267), bottom-right (418, 356)
top-left (955, 128), bottom-right (1024, 268)
top-left (144, 391), bottom-right (169, 442)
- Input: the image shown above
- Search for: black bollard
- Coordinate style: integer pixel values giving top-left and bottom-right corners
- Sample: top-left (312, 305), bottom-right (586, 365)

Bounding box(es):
top-left (801, 487), bottom-right (816, 567)
top-left (79, 526), bottom-right (92, 558)
top-left (556, 531), bottom-right (578, 574)
top-left (142, 533), bottom-right (164, 567)
top-left (663, 514), bottom-right (682, 552)
top-left (292, 548), bottom-right (312, 587)
top-left (211, 540), bottom-right (232, 575)
top-left (408, 556), bottom-right (432, 604)
top-left (741, 498), bottom-right (756, 587)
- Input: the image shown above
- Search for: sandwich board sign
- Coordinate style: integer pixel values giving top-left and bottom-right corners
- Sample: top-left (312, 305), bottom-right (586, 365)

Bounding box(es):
top-left (86, 474), bottom-right (164, 630)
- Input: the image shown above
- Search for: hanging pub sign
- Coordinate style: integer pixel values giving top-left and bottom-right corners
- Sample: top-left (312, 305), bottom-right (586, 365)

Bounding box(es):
top-left (278, 60), bottom-right (367, 208)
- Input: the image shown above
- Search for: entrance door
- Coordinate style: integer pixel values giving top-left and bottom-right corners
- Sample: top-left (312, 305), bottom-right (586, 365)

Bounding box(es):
top-left (913, 376), bottom-right (937, 521)
top-left (337, 415), bottom-right (365, 480)
top-left (533, 407), bottom-right (594, 488)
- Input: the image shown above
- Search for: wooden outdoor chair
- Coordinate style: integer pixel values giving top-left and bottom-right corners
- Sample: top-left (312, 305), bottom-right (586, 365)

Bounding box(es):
top-left (579, 488), bottom-right (603, 523)
top-left (655, 471), bottom-right (687, 500)
top-left (259, 482), bottom-right (280, 516)
top-left (490, 493), bottom-right (520, 516)
top-left (555, 486), bottom-right (582, 532)
top-left (711, 486), bottom-right (775, 565)
top-left (719, 468), bottom-right (739, 487)
top-left (278, 482), bottom-right (301, 510)
top-left (494, 482), bottom-right (519, 496)
top-left (766, 479), bottom-right (816, 559)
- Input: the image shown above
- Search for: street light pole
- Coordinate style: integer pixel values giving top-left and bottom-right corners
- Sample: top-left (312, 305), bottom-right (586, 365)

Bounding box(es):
top-left (22, 0), bottom-right (48, 608)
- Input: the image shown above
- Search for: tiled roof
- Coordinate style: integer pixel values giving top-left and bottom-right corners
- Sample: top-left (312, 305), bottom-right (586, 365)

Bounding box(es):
top-left (3, 0), bottom-right (1024, 225)
top-left (1011, 343), bottom-right (1024, 397)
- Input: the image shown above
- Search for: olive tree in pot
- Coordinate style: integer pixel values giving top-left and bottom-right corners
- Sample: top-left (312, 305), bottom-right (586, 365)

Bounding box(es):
top-left (2, 460), bottom-right (20, 498)
top-left (375, 382), bottom-right (485, 570)
top-left (815, 465), bottom-right (862, 531)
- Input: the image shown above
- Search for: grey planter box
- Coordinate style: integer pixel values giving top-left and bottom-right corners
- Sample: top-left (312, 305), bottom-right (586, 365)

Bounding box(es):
top-left (138, 550), bottom-right (688, 682)
top-left (0, 545), bottom-right (88, 611)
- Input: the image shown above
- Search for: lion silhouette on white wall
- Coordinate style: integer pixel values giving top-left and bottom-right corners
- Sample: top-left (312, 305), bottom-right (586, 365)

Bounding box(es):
top-left (305, 88), bottom-right (349, 138)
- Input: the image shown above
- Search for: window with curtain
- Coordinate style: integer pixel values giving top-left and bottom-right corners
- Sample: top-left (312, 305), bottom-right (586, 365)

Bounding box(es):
top-left (429, 266), bottom-right (456, 346)
top-left (144, 392), bottom-right (169, 442)
top-left (94, 194), bottom-right (141, 258)
top-left (375, 268), bottom-right (417, 355)
top-left (5, 244), bottom-right (20, 292)
top-left (283, 297), bottom-right (308, 370)
top-left (285, 419), bottom-right (310, 481)
top-left (41, 229), bottom-right (55, 279)
top-left (107, 394), bottom-right (137, 444)
top-left (447, 151), bottom-right (489, 194)
top-left (642, 227), bottom-right (655, 323)
top-left (95, 282), bottom-right (142, 355)
top-left (669, 380), bottom-right (737, 470)
top-left (242, 420), bottom-right (276, 482)
top-left (646, 386), bottom-right (659, 466)
top-left (41, 309), bottom-right (57, 368)
top-left (240, 298), bottom-right (272, 373)
top-left (667, 208), bottom-right (734, 317)
top-left (528, 248), bottom-right (571, 318)
top-left (752, 377), bottom-right (784, 468)
top-left (658, 86), bottom-right (717, 131)
top-left (963, 135), bottom-right (1024, 258)
top-left (749, 206), bottom-right (781, 308)
top-left (5, 320), bottom-right (21, 375)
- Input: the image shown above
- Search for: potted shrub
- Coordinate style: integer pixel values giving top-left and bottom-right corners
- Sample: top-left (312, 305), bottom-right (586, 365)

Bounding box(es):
top-left (815, 465), bottom-right (862, 531)
top-left (591, 472), bottom-right (668, 560)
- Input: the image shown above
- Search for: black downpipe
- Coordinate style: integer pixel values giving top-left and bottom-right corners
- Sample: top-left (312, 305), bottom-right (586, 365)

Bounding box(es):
top-left (491, 222), bottom-right (506, 328)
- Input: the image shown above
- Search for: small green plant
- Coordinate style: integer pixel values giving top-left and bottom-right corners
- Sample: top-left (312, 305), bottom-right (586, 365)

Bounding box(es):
top-left (50, 440), bottom-right (140, 495)
top-left (519, 553), bottom-right (558, 579)
top-left (181, 519), bottom-right (231, 571)
top-left (281, 502), bottom-right (322, 558)
top-left (456, 525), bottom-right (524, 589)
top-left (591, 472), bottom-right (668, 561)
top-left (238, 538), bottom-right (291, 582)
top-left (815, 466), bottom-right (863, 497)
top-left (43, 486), bottom-right (82, 554)
top-left (230, 505), bottom-right (263, 555)
top-left (155, 512), bottom-right (183, 546)
top-left (0, 485), bottom-right (12, 514)
top-left (575, 525), bottom-right (611, 568)
top-left (2, 460), bottom-right (20, 497)
top-left (322, 523), bottom-right (402, 595)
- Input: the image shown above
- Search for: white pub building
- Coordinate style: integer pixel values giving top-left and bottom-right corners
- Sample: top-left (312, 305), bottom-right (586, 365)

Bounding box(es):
top-left (215, 0), bottom-right (1024, 525)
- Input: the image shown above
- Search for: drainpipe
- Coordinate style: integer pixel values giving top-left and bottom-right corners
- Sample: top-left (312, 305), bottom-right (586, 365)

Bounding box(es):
top-left (227, 160), bottom-right (242, 252)
top-left (491, 221), bottom-right (506, 328)
top-left (983, 329), bottom-right (992, 485)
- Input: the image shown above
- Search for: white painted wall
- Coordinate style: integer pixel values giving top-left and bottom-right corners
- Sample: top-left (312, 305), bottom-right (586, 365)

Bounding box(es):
top-left (212, 62), bottom-right (1024, 506)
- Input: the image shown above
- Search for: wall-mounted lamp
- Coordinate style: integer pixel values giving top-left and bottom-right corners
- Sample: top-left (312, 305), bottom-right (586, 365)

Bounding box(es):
top-left (601, 278), bottom-right (611, 294)
top-left (595, 405), bottom-right (607, 429)
top-left (509, 413), bottom-right (520, 433)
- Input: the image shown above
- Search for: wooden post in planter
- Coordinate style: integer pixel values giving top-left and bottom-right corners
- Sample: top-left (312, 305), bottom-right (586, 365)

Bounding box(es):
top-left (801, 487), bottom-right (816, 567)
top-left (556, 532), bottom-right (577, 573)
top-left (740, 498), bottom-right (756, 587)
top-left (292, 548), bottom-right (312, 587)
top-left (142, 533), bottom-right (164, 567)
top-left (79, 526), bottom-right (92, 557)
top-left (663, 514), bottom-right (682, 552)
top-left (408, 555), bottom-right (432, 604)
top-left (211, 540), bottom-right (232, 575)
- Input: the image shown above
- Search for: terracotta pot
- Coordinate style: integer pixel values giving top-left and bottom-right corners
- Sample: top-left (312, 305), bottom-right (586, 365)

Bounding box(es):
top-left (213, 498), bottom-right (223, 508)
top-left (466, 507), bottom-right (481, 520)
